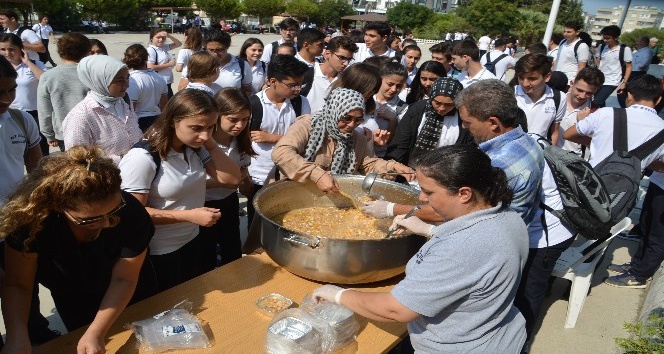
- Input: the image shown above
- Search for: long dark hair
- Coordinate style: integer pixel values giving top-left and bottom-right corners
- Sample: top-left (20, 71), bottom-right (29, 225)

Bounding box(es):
top-left (406, 60), bottom-right (447, 104)
top-left (214, 87), bottom-right (256, 157)
top-left (416, 145), bottom-right (513, 207)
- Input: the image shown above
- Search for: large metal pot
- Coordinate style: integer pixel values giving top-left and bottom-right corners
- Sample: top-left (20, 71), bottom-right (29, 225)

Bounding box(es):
top-left (254, 175), bottom-right (427, 284)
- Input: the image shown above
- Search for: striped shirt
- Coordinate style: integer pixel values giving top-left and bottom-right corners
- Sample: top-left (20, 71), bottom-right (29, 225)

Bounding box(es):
top-left (479, 126), bottom-right (544, 224)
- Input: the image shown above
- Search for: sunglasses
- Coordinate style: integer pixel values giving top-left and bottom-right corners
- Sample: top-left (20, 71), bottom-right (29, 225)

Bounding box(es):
top-left (340, 114), bottom-right (364, 124)
top-left (63, 196), bottom-right (126, 226)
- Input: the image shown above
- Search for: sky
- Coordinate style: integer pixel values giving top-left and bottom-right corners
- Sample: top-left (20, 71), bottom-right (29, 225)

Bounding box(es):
top-left (582, 0), bottom-right (663, 14)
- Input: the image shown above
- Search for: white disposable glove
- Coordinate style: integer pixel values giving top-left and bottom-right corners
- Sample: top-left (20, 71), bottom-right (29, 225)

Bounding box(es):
top-left (390, 215), bottom-right (434, 238)
top-left (361, 200), bottom-right (394, 218)
top-left (312, 285), bottom-right (348, 304)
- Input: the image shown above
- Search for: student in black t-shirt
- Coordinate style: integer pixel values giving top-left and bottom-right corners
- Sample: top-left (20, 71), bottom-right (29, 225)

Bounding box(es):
top-left (0, 145), bottom-right (157, 354)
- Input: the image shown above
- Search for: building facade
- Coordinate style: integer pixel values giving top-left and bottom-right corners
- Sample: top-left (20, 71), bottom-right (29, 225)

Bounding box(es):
top-left (589, 5), bottom-right (664, 41)
top-left (350, 0), bottom-right (458, 14)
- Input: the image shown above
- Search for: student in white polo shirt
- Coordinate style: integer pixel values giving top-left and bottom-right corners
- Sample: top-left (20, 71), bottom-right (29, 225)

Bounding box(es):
top-left (306, 36), bottom-right (358, 113)
top-left (261, 18), bottom-right (299, 63)
top-left (553, 20), bottom-right (591, 85)
top-left (593, 25), bottom-right (633, 107)
top-left (146, 28), bottom-right (182, 98)
top-left (480, 37), bottom-right (516, 81)
top-left (179, 31), bottom-right (252, 96)
top-left (239, 37), bottom-right (267, 94)
top-left (246, 55), bottom-right (311, 226)
top-left (295, 28), bottom-right (325, 68)
top-left (515, 54), bottom-right (566, 145)
top-left (123, 44), bottom-right (168, 132)
top-left (352, 22), bottom-right (396, 63)
top-left (0, 10), bottom-right (45, 62)
top-left (452, 40), bottom-right (496, 88)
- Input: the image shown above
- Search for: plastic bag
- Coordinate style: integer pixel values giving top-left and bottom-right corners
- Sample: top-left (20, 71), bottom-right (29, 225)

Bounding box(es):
top-left (265, 308), bottom-right (334, 354)
top-left (127, 299), bottom-right (211, 352)
top-left (301, 294), bottom-right (360, 351)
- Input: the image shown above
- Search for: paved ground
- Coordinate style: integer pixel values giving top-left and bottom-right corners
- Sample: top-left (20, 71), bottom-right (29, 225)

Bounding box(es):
top-left (3, 33), bottom-right (659, 353)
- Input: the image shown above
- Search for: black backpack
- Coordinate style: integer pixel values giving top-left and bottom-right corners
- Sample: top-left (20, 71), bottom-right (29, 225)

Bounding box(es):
top-left (534, 136), bottom-right (613, 240)
top-left (598, 43), bottom-right (627, 76)
top-left (593, 108), bottom-right (664, 223)
top-left (248, 94), bottom-right (303, 131)
top-left (484, 52), bottom-right (508, 76)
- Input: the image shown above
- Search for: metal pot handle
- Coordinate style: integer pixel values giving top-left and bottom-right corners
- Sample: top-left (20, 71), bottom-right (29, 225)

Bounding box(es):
top-left (284, 233), bottom-right (321, 249)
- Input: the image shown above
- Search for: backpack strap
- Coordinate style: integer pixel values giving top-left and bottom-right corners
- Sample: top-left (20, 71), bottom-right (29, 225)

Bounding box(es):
top-left (291, 95), bottom-right (302, 117)
top-left (613, 108), bottom-right (629, 153)
top-left (573, 40), bottom-right (582, 61)
top-left (237, 56), bottom-right (245, 84)
top-left (150, 46), bottom-right (159, 64)
top-left (249, 94), bottom-right (264, 131)
top-left (486, 52), bottom-right (491, 63)
top-left (133, 139), bottom-right (162, 178)
top-left (630, 129), bottom-right (664, 161)
top-left (271, 41), bottom-right (279, 57)
top-left (619, 44), bottom-right (626, 77)
top-left (491, 53), bottom-right (508, 65)
top-left (552, 89), bottom-right (561, 115)
top-left (8, 108), bottom-right (28, 154)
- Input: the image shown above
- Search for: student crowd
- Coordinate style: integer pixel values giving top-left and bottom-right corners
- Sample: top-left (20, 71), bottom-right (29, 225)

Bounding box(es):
top-left (0, 7), bottom-right (663, 353)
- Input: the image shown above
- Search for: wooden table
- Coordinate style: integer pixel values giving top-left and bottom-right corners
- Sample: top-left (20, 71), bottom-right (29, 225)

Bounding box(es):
top-left (34, 253), bottom-right (407, 353)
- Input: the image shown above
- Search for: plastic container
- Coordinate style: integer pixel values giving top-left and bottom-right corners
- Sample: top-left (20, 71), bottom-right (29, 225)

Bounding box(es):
top-left (256, 293), bottom-right (294, 317)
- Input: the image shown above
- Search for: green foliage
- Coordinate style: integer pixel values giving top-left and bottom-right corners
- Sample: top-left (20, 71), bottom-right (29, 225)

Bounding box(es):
top-left (387, 2), bottom-right (433, 31)
top-left (413, 13), bottom-right (469, 40)
top-left (243, 0), bottom-right (285, 22)
top-left (620, 28), bottom-right (664, 48)
top-left (197, 0), bottom-right (243, 21)
top-left (456, 0), bottom-right (520, 36)
top-left (615, 312), bottom-right (664, 353)
top-left (557, 0), bottom-right (584, 27)
top-left (513, 9), bottom-right (548, 46)
top-left (313, 0), bottom-right (354, 27)
top-left (285, 0), bottom-right (318, 20)
top-left (32, 0), bottom-right (82, 31)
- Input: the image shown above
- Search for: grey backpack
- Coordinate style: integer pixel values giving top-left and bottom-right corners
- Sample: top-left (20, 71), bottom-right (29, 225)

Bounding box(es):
top-left (593, 108), bottom-right (664, 224)
top-left (534, 136), bottom-right (613, 240)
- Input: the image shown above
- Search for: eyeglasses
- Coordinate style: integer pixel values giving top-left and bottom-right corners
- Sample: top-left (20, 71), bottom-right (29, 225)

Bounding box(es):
top-left (333, 52), bottom-right (353, 64)
top-left (63, 196), bottom-right (126, 226)
top-left (278, 80), bottom-right (302, 92)
top-left (207, 48), bottom-right (227, 54)
top-left (339, 114), bottom-right (364, 124)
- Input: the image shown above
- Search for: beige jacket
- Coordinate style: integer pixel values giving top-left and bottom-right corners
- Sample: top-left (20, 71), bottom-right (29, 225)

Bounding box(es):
top-left (272, 115), bottom-right (397, 183)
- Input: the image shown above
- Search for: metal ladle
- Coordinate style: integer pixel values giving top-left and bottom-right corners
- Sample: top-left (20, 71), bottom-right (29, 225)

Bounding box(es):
top-left (385, 205), bottom-right (421, 239)
top-left (362, 172), bottom-right (416, 194)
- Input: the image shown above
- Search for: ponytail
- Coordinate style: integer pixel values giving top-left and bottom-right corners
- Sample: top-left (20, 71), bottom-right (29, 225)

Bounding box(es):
top-left (485, 167), bottom-right (513, 207)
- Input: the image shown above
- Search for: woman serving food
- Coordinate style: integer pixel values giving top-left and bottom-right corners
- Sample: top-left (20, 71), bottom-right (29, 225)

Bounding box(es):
top-left (272, 87), bottom-right (414, 194)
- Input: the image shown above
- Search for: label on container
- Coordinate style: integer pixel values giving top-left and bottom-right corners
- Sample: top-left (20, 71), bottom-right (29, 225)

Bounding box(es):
top-left (162, 323), bottom-right (202, 337)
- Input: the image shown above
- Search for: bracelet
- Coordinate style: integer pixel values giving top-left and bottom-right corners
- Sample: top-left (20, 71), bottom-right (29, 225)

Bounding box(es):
top-left (386, 202), bottom-right (396, 217)
top-left (335, 288), bottom-right (350, 304)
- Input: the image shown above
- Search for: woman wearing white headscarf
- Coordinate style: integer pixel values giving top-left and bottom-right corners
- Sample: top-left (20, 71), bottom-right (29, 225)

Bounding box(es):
top-left (62, 55), bottom-right (142, 164)
top-left (273, 88), bottom-right (415, 193)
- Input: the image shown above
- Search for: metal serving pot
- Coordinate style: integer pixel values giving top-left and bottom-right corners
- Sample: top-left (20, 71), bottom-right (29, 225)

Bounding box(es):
top-left (254, 175), bottom-right (427, 284)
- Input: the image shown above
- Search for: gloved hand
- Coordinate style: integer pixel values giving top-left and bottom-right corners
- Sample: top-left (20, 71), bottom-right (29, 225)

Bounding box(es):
top-left (361, 200), bottom-right (394, 218)
top-left (312, 285), bottom-right (348, 304)
top-left (390, 215), bottom-right (434, 237)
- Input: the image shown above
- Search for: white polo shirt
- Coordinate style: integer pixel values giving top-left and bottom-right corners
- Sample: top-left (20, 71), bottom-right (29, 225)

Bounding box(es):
top-left (176, 48), bottom-right (194, 72)
top-left (185, 82), bottom-right (221, 96)
top-left (251, 60), bottom-right (267, 94)
top-left (182, 54), bottom-right (252, 89)
top-left (557, 97), bottom-right (591, 156)
top-left (295, 53), bottom-right (315, 67)
top-left (596, 43), bottom-right (633, 86)
top-left (248, 90), bottom-right (311, 185)
top-left (554, 38), bottom-right (591, 82)
top-left (119, 146), bottom-right (211, 255)
top-left (576, 105), bottom-right (664, 168)
top-left (147, 44), bottom-right (174, 84)
top-left (11, 61), bottom-right (47, 111)
top-left (516, 85), bottom-right (565, 139)
top-left (480, 50), bottom-right (516, 80)
top-left (5, 27), bottom-right (41, 61)
top-left (478, 36), bottom-right (491, 51)
top-left (206, 139), bottom-right (249, 201)
top-left (457, 67), bottom-right (496, 88)
top-left (128, 69), bottom-right (168, 118)
top-left (0, 110), bottom-right (40, 204)
top-left (31, 23), bottom-right (53, 39)
top-left (306, 62), bottom-right (335, 113)
top-left (352, 43), bottom-right (396, 63)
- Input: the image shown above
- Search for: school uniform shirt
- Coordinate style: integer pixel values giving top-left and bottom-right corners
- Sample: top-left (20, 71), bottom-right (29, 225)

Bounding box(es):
top-left (352, 43), bottom-right (396, 63)
top-left (575, 105), bottom-right (664, 168)
top-left (182, 54), bottom-right (252, 89)
top-left (406, 66), bottom-right (417, 86)
top-left (554, 38), bottom-right (591, 82)
top-left (184, 82), bottom-right (221, 96)
top-left (295, 53), bottom-right (315, 67)
top-left (250, 60), bottom-right (267, 94)
top-left (557, 97), bottom-right (591, 156)
top-left (5, 27), bottom-right (41, 61)
top-left (147, 44), bottom-right (174, 84)
top-left (206, 139), bottom-right (249, 201)
top-left (0, 109), bottom-right (40, 204)
top-left (176, 48), bottom-right (194, 73)
top-left (306, 62), bottom-right (335, 113)
top-left (119, 146), bottom-right (211, 255)
top-left (480, 50), bottom-right (516, 80)
top-left (457, 68), bottom-right (496, 88)
top-left (596, 44), bottom-right (633, 86)
top-left (248, 89), bottom-right (311, 185)
top-left (515, 85), bottom-right (566, 139)
top-left (32, 23), bottom-right (53, 39)
top-left (127, 69), bottom-right (168, 118)
top-left (547, 47), bottom-right (559, 59)
top-left (11, 60), bottom-right (47, 111)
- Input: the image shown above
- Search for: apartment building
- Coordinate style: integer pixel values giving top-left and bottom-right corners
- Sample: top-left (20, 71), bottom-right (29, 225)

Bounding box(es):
top-left (589, 5), bottom-right (663, 41)
top-left (350, 0), bottom-right (458, 14)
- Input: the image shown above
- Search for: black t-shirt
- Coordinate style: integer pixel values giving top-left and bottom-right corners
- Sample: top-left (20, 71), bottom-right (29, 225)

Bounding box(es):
top-left (6, 191), bottom-right (154, 299)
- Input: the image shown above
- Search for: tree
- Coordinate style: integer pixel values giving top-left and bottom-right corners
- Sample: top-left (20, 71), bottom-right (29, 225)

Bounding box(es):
top-left (197, 0), bottom-right (243, 20)
top-left (243, 0), bottom-right (285, 24)
top-left (386, 2), bottom-right (433, 31)
top-left (456, 0), bottom-right (520, 36)
top-left (285, 0), bottom-right (318, 21)
top-left (557, 0), bottom-right (584, 27)
top-left (513, 9), bottom-right (548, 45)
top-left (32, 0), bottom-right (82, 31)
top-left (414, 13), bottom-right (469, 40)
top-left (313, 0), bottom-right (353, 27)
top-left (620, 28), bottom-right (664, 48)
